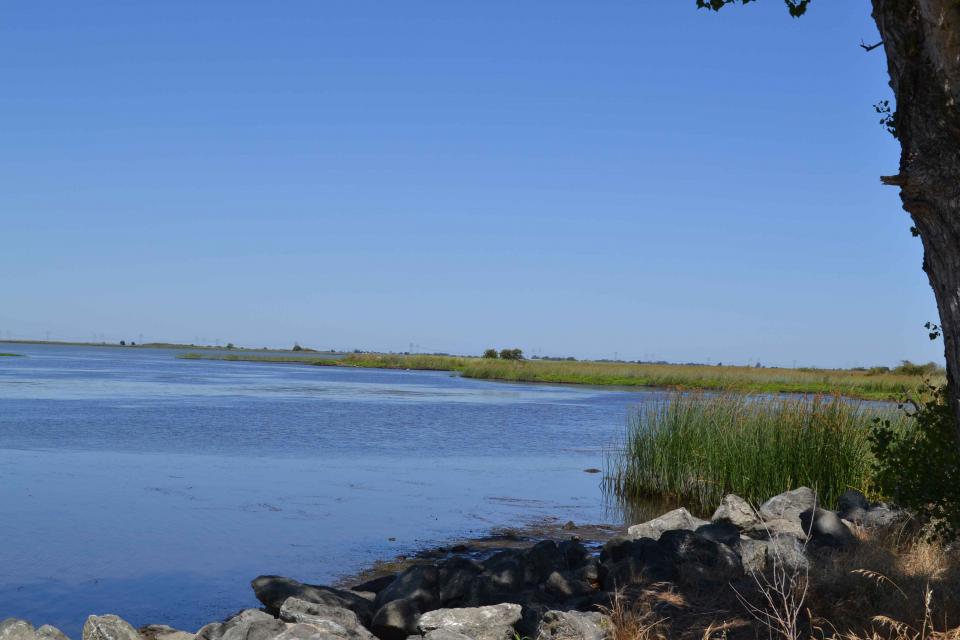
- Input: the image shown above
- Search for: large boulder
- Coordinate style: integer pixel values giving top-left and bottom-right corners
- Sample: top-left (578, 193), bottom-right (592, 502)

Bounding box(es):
top-left (862, 503), bottom-right (908, 528)
top-left (535, 610), bottom-right (610, 640)
top-left (695, 522), bottom-right (740, 546)
top-left (759, 488), bottom-right (817, 525)
top-left (600, 539), bottom-right (678, 589)
top-left (556, 540), bottom-right (590, 569)
top-left (658, 530), bottom-right (742, 582)
top-left (438, 557), bottom-right (483, 606)
top-left (543, 570), bottom-right (596, 600)
top-left (627, 508), bottom-right (708, 541)
top-left (767, 534), bottom-right (809, 572)
top-left (278, 598), bottom-right (375, 640)
top-left (374, 565), bottom-right (440, 613)
top-left (252, 576), bottom-right (373, 624)
top-left (711, 495), bottom-right (760, 530)
top-left (1, 620), bottom-right (43, 640)
top-left (525, 541), bottom-right (566, 583)
top-left (37, 627), bottom-right (69, 640)
top-left (417, 604), bottom-right (522, 640)
top-left (139, 626), bottom-right (194, 640)
top-left (195, 610), bottom-right (285, 640)
top-left (370, 598), bottom-right (421, 640)
top-left (800, 508), bottom-right (855, 548)
top-left (83, 616), bottom-right (142, 640)
top-left (736, 538), bottom-right (770, 573)
top-left (349, 575), bottom-right (397, 595)
top-left (744, 518), bottom-right (807, 541)
top-left (482, 552), bottom-right (527, 593)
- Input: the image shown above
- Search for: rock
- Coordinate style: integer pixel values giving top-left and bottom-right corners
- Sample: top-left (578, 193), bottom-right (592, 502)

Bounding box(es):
top-left (627, 508), bottom-right (709, 541)
top-left (252, 576), bottom-right (373, 624)
top-left (557, 540), bottom-right (589, 569)
top-left (711, 494), bottom-right (760, 530)
top-left (374, 565), bottom-right (440, 613)
top-left (438, 557), bottom-right (483, 605)
top-left (1, 620), bottom-right (39, 640)
top-left (422, 631), bottom-right (472, 640)
top-left (37, 627), bottom-right (70, 640)
top-left (83, 616), bottom-right (142, 640)
top-left (195, 610), bottom-right (285, 640)
top-left (525, 541), bottom-right (565, 583)
top-left (863, 503), bottom-right (908, 528)
top-left (350, 575), bottom-right (397, 595)
top-left (482, 552), bottom-right (527, 593)
top-left (279, 599), bottom-right (375, 640)
top-left (658, 530), bottom-right (742, 582)
top-left (417, 604), bottom-right (522, 640)
top-left (600, 544), bottom-right (678, 589)
top-left (543, 571), bottom-right (596, 600)
top-left (744, 518), bottom-right (807, 541)
top-left (759, 488), bottom-right (817, 524)
top-left (736, 538), bottom-right (770, 573)
top-left (695, 522), bottom-right (740, 546)
top-left (535, 610), bottom-right (610, 640)
top-left (800, 508), bottom-right (855, 548)
top-left (139, 626), bottom-right (194, 640)
top-left (837, 489), bottom-right (869, 515)
top-left (767, 534), bottom-right (809, 572)
top-left (370, 599), bottom-right (421, 640)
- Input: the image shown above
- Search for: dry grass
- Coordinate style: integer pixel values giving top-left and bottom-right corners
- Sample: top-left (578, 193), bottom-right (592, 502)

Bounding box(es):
top-left (597, 525), bottom-right (960, 640)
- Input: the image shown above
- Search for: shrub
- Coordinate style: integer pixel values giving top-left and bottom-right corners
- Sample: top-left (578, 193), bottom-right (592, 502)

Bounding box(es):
top-left (482, 348), bottom-right (499, 359)
top-left (870, 383), bottom-right (960, 539)
top-left (499, 348), bottom-right (523, 360)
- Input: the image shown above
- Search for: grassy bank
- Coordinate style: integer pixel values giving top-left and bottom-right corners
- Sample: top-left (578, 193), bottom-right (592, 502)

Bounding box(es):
top-left (606, 392), bottom-right (907, 514)
top-left (175, 352), bottom-right (937, 400)
top-left (0, 353), bottom-right (23, 357)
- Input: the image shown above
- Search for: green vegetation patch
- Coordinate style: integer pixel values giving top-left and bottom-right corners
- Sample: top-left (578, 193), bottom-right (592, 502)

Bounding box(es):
top-left (605, 392), bottom-right (908, 515)
top-left (0, 353), bottom-right (23, 357)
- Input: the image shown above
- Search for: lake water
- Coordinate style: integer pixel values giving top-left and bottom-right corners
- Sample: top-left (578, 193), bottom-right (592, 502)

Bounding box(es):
top-left (0, 344), bottom-right (662, 636)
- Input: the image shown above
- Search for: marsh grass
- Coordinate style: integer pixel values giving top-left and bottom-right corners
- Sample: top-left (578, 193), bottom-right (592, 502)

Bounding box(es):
top-left (175, 353), bottom-right (936, 400)
top-left (0, 353), bottom-right (22, 357)
top-left (606, 392), bottom-right (908, 514)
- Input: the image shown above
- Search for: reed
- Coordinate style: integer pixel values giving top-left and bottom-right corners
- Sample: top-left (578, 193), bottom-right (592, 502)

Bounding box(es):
top-left (605, 392), bottom-right (907, 514)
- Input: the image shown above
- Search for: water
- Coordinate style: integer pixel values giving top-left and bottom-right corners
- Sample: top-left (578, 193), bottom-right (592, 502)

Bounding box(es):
top-left (0, 344), bottom-right (662, 636)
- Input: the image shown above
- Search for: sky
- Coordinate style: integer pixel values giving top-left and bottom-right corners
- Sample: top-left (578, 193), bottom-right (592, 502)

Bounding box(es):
top-left (0, 1), bottom-right (944, 367)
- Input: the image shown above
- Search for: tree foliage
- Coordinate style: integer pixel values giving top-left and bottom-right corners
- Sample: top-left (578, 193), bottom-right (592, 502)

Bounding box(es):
top-left (482, 348), bottom-right (499, 359)
top-left (695, 0), bottom-right (810, 17)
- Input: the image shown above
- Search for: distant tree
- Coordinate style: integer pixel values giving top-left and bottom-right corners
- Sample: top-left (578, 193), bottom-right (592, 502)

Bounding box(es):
top-left (292, 343), bottom-right (303, 352)
top-left (500, 348), bottom-right (524, 360)
top-left (483, 348), bottom-right (499, 359)
top-left (226, 343), bottom-right (235, 350)
top-left (119, 340), bottom-right (125, 346)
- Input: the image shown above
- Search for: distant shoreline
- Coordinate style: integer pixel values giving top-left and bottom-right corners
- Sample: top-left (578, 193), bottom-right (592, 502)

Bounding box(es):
top-left (175, 352), bottom-right (934, 401)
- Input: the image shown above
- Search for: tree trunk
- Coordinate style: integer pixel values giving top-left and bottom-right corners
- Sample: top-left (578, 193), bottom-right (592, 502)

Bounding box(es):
top-left (872, 0), bottom-right (960, 437)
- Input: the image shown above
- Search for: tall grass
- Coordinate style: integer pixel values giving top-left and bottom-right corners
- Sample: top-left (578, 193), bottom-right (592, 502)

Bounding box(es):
top-left (606, 392), bottom-right (908, 514)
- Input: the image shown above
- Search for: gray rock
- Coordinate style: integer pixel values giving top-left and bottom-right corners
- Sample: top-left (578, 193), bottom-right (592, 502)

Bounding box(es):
top-left (1, 620), bottom-right (39, 640)
top-left (417, 604), bottom-right (521, 640)
top-left (350, 575), bottom-right (397, 595)
top-left (525, 541), bottom-right (565, 583)
top-left (695, 522), bottom-right (740, 546)
top-left (767, 534), bottom-right (809, 572)
top-left (759, 488), bottom-right (817, 524)
top-left (438, 558), bottom-right (482, 606)
top-left (195, 609), bottom-right (284, 640)
top-left (736, 538), bottom-right (770, 573)
top-left (627, 508), bottom-right (709, 541)
top-left (556, 540), bottom-right (589, 569)
top-left (139, 626), bottom-right (194, 640)
top-left (863, 503), bottom-right (908, 528)
top-left (711, 494), bottom-right (760, 530)
top-left (252, 577), bottom-right (373, 624)
top-left (658, 530), bottom-right (742, 582)
top-left (36, 627), bottom-right (69, 640)
top-left (371, 598), bottom-right (421, 640)
top-left (374, 566), bottom-right (440, 614)
top-left (600, 553), bottom-right (677, 590)
top-left (837, 489), bottom-right (869, 514)
top-left (535, 610), bottom-right (610, 640)
top-left (543, 571), bottom-right (596, 600)
top-left (422, 632), bottom-right (472, 640)
top-left (482, 552), bottom-right (526, 593)
top-left (279, 599), bottom-right (374, 640)
top-left (83, 617), bottom-right (141, 640)
top-left (744, 517), bottom-right (807, 541)
top-left (800, 508), bottom-right (855, 548)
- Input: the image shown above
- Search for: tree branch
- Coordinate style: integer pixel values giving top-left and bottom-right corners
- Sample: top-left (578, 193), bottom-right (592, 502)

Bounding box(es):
top-left (860, 39), bottom-right (883, 52)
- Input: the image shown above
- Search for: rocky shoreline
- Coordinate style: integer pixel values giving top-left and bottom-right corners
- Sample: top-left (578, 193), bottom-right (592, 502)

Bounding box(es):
top-left (1, 488), bottom-right (906, 640)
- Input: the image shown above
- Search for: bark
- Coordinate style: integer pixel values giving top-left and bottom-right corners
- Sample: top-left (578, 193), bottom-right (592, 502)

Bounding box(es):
top-left (872, 0), bottom-right (960, 438)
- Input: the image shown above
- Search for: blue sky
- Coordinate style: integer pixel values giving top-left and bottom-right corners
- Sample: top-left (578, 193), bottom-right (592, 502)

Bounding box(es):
top-left (0, 2), bottom-right (943, 367)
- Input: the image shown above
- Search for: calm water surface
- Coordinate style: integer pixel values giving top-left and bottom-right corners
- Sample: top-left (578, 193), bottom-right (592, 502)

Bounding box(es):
top-left (0, 344), bottom-right (662, 636)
